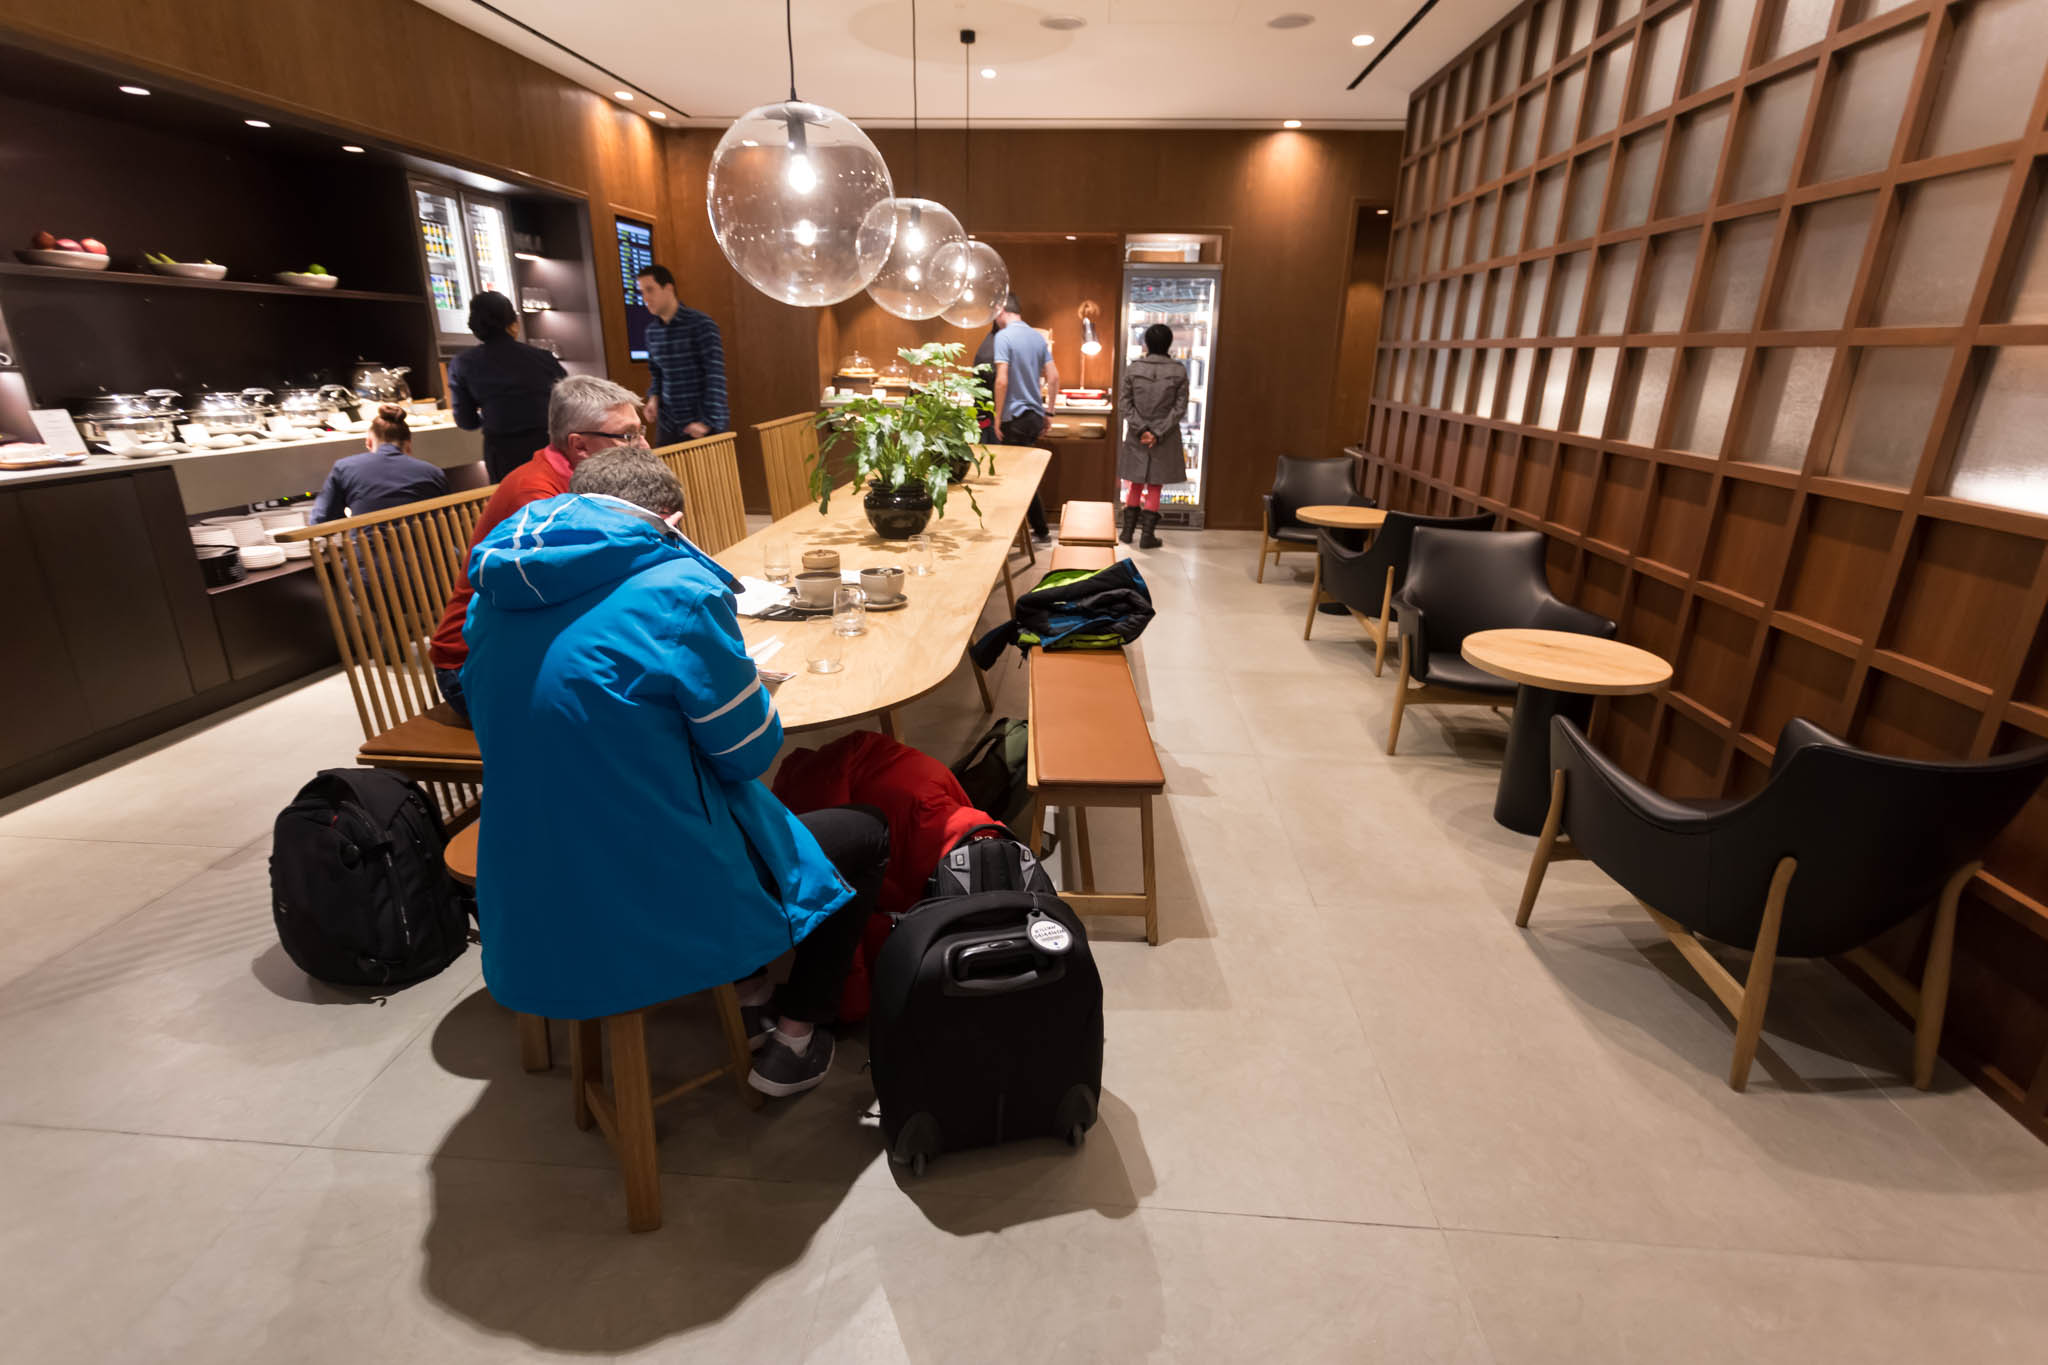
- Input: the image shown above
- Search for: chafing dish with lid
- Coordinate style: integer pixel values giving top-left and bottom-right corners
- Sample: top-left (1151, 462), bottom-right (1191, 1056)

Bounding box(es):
top-left (76, 389), bottom-right (183, 447)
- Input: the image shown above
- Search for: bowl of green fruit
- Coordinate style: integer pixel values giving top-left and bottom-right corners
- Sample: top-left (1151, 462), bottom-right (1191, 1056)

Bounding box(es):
top-left (145, 252), bottom-right (228, 281)
top-left (275, 265), bottom-right (339, 289)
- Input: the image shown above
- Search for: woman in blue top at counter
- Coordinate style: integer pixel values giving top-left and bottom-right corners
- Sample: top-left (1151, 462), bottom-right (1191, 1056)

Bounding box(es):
top-left (448, 290), bottom-right (567, 481)
top-left (309, 405), bottom-right (449, 523)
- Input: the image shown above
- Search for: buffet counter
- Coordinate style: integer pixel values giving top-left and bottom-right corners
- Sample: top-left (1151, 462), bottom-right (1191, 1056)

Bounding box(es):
top-left (0, 416), bottom-right (479, 512)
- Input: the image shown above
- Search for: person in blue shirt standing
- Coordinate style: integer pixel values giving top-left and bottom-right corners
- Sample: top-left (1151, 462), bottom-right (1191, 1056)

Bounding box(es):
top-left (635, 263), bottom-right (729, 446)
top-left (460, 446), bottom-right (889, 1098)
top-left (447, 290), bottom-right (566, 482)
top-left (991, 293), bottom-right (1058, 541)
top-left (309, 404), bottom-right (450, 523)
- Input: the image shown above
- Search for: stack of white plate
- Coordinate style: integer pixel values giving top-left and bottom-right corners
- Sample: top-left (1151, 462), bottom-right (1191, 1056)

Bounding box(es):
top-left (259, 507), bottom-right (313, 558)
top-left (190, 525), bottom-right (238, 549)
top-left (198, 514), bottom-right (267, 546)
top-left (239, 543), bottom-right (287, 571)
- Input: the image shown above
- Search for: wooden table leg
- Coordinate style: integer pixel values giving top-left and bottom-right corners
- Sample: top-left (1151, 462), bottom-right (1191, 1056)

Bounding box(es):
top-left (1001, 559), bottom-right (1018, 613)
top-left (875, 709), bottom-right (898, 739)
top-left (967, 650), bottom-right (995, 713)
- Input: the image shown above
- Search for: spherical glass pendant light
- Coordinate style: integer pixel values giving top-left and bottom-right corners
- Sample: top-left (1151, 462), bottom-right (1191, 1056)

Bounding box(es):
top-left (706, 100), bottom-right (895, 307)
top-left (934, 239), bottom-right (1010, 329)
top-left (865, 197), bottom-right (966, 319)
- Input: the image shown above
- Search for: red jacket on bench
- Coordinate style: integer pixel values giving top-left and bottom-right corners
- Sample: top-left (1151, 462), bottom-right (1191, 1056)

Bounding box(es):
top-left (773, 731), bottom-right (996, 1019)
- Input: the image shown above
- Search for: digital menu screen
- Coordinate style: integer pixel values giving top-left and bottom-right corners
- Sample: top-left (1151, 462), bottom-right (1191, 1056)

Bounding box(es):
top-left (616, 216), bottom-right (655, 361)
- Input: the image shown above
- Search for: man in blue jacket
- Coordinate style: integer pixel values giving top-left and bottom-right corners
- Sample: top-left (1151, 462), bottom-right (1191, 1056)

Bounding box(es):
top-left (461, 446), bottom-right (887, 1097)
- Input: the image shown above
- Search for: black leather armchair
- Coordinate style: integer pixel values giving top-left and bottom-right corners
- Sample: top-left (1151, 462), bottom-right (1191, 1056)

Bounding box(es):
top-left (1305, 510), bottom-right (1495, 671)
top-left (1258, 455), bottom-right (1372, 583)
top-left (1385, 528), bottom-right (1614, 754)
top-left (1521, 715), bottom-right (2048, 1091)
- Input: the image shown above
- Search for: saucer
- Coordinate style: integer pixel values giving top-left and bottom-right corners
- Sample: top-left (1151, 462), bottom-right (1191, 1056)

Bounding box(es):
top-left (865, 594), bottom-right (909, 611)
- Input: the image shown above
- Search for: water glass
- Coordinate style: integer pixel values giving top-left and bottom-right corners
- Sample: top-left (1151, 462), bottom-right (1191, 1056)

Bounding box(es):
top-left (908, 534), bottom-right (935, 576)
top-left (762, 535), bottom-right (792, 584)
top-left (833, 584), bottom-right (868, 637)
top-left (806, 626), bottom-right (844, 673)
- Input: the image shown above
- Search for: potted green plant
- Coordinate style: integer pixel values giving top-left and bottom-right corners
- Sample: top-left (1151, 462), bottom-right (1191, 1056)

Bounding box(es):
top-left (813, 341), bottom-right (994, 539)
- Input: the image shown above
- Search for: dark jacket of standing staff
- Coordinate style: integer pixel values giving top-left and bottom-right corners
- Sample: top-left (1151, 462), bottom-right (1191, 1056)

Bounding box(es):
top-left (447, 290), bottom-right (567, 482)
top-left (310, 405), bottom-right (449, 523)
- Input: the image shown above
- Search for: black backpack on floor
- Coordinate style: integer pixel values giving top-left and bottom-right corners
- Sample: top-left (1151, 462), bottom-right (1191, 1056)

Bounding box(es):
top-left (869, 826), bottom-right (1103, 1175)
top-left (952, 719), bottom-right (1031, 834)
top-left (269, 768), bottom-right (469, 988)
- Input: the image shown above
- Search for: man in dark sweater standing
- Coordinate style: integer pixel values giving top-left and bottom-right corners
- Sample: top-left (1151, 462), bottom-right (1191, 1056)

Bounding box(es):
top-left (635, 264), bottom-right (729, 446)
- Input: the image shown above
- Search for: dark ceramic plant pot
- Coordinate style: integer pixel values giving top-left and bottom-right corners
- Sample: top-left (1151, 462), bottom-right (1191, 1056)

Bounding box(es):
top-left (863, 481), bottom-right (935, 539)
top-left (945, 452), bottom-right (974, 484)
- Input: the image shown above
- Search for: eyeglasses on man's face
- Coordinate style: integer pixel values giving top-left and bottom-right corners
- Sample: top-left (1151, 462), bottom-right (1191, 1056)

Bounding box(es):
top-left (576, 424), bottom-right (645, 444)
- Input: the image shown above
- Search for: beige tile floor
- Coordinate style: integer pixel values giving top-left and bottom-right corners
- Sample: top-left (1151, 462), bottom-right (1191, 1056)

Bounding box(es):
top-left (3, 528), bottom-right (2047, 1362)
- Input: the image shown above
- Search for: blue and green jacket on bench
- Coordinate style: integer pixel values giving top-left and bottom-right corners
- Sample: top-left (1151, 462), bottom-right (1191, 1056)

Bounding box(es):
top-left (971, 560), bottom-right (1156, 668)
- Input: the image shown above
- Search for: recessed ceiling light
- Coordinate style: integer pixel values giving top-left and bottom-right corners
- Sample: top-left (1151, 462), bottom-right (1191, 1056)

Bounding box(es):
top-left (614, 90), bottom-right (633, 101)
top-left (245, 119), bottom-right (271, 128)
top-left (1283, 119), bottom-right (1303, 128)
top-left (1376, 208), bottom-right (1388, 215)
top-left (514, 252), bottom-right (544, 262)
top-left (118, 84), bottom-right (150, 96)
top-left (1352, 34), bottom-right (1375, 47)
top-left (649, 109), bottom-right (668, 119)
top-left (980, 67), bottom-right (997, 79)
top-left (342, 144), bottom-right (365, 153)
top-left (1268, 13), bottom-right (1315, 30)
top-left (1041, 14), bottom-right (1085, 30)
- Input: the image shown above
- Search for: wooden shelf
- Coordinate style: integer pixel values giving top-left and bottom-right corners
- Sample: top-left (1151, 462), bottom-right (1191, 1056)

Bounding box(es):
top-left (0, 262), bottom-right (423, 304)
top-left (206, 558), bottom-right (314, 594)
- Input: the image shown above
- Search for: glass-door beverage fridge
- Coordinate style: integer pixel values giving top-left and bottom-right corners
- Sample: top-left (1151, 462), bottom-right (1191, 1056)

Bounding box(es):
top-left (1120, 263), bottom-right (1223, 527)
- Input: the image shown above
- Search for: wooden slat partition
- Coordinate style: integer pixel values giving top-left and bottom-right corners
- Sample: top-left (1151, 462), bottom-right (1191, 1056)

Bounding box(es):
top-left (1368, 0), bottom-right (2048, 1137)
top-left (752, 411), bottom-right (820, 521)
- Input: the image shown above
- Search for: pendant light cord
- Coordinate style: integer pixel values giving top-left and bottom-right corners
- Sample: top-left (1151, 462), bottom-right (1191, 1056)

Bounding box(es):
top-left (961, 33), bottom-right (972, 219)
top-left (785, 0), bottom-right (798, 100)
top-left (910, 0), bottom-right (920, 197)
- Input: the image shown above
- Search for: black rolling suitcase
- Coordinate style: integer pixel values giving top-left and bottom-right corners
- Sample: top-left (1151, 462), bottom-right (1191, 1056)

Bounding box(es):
top-left (868, 828), bottom-right (1104, 1174)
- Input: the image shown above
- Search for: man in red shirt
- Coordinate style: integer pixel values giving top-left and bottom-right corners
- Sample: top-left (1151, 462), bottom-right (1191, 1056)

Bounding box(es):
top-left (431, 374), bottom-right (646, 721)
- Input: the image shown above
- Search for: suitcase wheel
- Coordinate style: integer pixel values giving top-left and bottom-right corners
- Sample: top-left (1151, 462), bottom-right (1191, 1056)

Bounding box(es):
top-left (910, 1152), bottom-right (929, 1178)
top-left (1066, 1123), bottom-right (1085, 1149)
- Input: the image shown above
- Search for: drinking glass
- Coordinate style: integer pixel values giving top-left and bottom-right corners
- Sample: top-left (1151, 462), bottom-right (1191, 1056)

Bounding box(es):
top-left (908, 533), bottom-right (935, 576)
top-left (833, 584), bottom-right (868, 637)
top-left (762, 535), bottom-right (792, 584)
top-left (806, 626), bottom-right (844, 673)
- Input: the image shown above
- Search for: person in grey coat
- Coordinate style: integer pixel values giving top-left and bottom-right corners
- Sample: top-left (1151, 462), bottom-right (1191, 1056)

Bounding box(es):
top-left (1116, 323), bottom-right (1190, 548)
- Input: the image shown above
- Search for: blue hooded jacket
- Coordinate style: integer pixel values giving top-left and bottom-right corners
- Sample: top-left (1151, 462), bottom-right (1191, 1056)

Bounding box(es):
top-left (461, 493), bottom-right (851, 1020)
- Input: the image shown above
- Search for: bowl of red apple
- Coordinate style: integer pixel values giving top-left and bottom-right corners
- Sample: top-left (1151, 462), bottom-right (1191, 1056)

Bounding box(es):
top-left (18, 232), bottom-right (110, 270)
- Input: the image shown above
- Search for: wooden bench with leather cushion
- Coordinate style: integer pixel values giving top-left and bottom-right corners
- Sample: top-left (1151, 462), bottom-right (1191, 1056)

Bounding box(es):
top-left (1027, 649), bottom-right (1165, 944)
top-left (1049, 543), bottom-right (1118, 574)
top-left (1058, 500), bottom-right (1118, 546)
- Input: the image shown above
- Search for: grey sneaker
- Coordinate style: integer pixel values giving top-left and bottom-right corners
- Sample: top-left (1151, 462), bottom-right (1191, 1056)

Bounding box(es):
top-left (740, 1004), bottom-right (776, 1051)
top-left (748, 1029), bottom-right (835, 1098)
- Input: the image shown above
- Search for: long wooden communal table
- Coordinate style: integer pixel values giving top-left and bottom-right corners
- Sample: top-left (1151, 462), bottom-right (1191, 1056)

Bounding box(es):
top-left (713, 446), bottom-right (1049, 734)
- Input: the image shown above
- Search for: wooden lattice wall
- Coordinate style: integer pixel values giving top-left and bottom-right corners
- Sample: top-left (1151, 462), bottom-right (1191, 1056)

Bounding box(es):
top-left (1362, 0), bottom-right (2048, 1132)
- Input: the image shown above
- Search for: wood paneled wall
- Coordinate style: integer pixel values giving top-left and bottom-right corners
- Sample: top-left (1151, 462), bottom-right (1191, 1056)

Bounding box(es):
top-left (0, 0), bottom-right (677, 389)
top-left (687, 127), bottom-right (1403, 527)
top-left (1367, 0), bottom-right (2048, 1136)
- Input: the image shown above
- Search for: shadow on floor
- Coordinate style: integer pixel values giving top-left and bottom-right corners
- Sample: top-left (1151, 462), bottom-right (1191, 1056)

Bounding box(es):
top-left (415, 983), bottom-right (1156, 1351)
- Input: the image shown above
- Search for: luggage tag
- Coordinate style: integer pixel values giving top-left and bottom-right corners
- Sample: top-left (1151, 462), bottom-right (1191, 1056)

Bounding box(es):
top-left (1025, 908), bottom-right (1073, 956)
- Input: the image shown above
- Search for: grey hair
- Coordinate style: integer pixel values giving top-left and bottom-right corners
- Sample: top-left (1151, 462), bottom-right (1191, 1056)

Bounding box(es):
top-left (546, 373), bottom-right (642, 451)
top-left (568, 445), bottom-right (686, 518)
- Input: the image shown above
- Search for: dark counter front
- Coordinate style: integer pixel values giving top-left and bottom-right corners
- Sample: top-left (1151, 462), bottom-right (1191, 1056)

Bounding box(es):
top-left (1039, 407), bottom-right (1118, 511)
top-left (0, 464), bottom-right (336, 796)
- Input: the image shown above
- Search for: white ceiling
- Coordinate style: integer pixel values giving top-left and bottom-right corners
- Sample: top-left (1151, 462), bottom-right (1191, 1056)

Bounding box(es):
top-left (418, 0), bottom-right (1524, 129)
